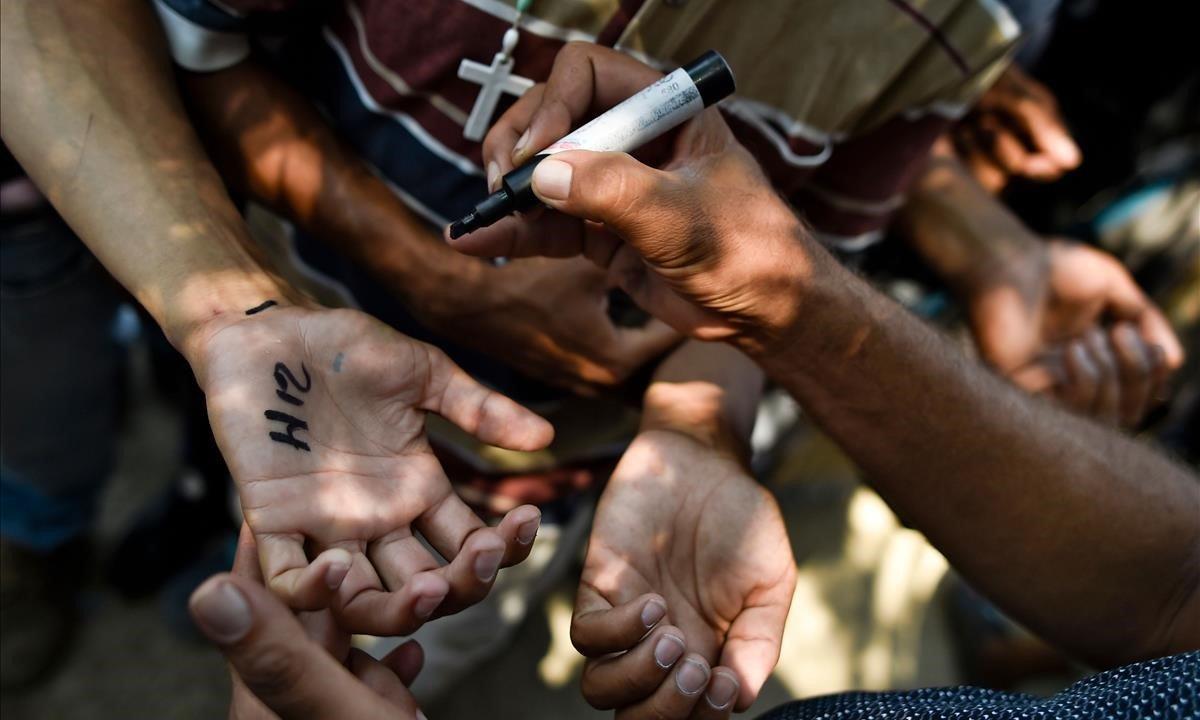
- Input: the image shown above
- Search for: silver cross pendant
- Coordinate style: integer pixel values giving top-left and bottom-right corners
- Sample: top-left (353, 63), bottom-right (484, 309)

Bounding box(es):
top-left (458, 27), bottom-right (535, 142)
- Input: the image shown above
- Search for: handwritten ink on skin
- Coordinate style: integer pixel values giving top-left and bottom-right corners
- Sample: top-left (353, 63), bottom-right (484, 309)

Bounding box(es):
top-left (265, 361), bottom-right (312, 451)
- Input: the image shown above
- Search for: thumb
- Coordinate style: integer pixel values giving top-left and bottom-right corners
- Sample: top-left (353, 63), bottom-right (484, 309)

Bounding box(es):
top-left (189, 573), bottom-right (414, 720)
top-left (531, 151), bottom-right (685, 255)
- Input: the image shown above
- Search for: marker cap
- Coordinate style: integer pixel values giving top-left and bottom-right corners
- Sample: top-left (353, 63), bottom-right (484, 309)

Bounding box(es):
top-left (684, 50), bottom-right (736, 107)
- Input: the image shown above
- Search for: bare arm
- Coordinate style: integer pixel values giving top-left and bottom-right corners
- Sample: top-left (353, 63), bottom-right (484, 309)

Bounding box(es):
top-left (179, 60), bottom-right (679, 393)
top-left (0, 0), bottom-right (291, 358)
top-left (452, 43), bottom-right (1200, 664)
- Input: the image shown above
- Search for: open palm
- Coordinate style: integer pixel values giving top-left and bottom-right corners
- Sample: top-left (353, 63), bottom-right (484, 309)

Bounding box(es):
top-left (574, 430), bottom-right (795, 715)
top-left (195, 305), bottom-right (553, 634)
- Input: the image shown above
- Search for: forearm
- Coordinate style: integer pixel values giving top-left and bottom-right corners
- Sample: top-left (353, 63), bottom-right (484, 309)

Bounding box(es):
top-left (641, 341), bottom-right (764, 461)
top-left (0, 0), bottom-right (291, 359)
top-left (895, 136), bottom-right (1041, 295)
top-left (754, 247), bottom-right (1200, 666)
top-left (180, 60), bottom-right (488, 307)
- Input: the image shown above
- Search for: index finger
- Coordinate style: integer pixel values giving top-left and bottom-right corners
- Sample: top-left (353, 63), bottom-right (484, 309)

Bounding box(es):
top-left (572, 585), bottom-right (668, 657)
top-left (488, 42), bottom-right (663, 169)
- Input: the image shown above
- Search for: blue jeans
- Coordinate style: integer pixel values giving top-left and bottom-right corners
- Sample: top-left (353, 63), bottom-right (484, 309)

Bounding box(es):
top-left (0, 210), bottom-right (122, 551)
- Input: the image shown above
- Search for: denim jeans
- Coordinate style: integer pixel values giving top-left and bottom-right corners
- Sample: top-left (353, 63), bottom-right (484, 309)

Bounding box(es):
top-left (0, 210), bottom-right (122, 550)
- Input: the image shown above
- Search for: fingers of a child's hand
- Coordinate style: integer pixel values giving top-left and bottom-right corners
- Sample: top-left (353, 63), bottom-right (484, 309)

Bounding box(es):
top-left (693, 669), bottom-right (740, 720)
top-left (572, 591), bottom-right (669, 657)
top-left (614, 653), bottom-right (710, 720)
top-left (580, 624), bottom-right (686, 709)
top-left (257, 532), bottom-right (351, 610)
top-left (1084, 328), bottom-right (1121, 424)
top-left (190, 573), bottom-right (408, 720)
top-left (495, 505), bottom-right (542, 566)
top-left (381, 639), bottom-right (425, 687)
top-left (977, 114), bottom-right (1031, 175)
top-left (1110, 323), bottom-right (1155, 427)
top-left (333, 553), bottom-right (449, 635)
top-left (420, 344), bottom-right (554, 451)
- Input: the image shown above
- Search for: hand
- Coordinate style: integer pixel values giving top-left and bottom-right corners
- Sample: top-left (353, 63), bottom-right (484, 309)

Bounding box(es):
top-left (953, 65), bottom-right (1081, 192)
top-left (191, 525), bottom-right (427, 720)
top-left (190, 304), bottom-right (554, 634)
top-left (966, 240), bottom-right (1184, 426)
top-left (408, 254), bottom-right (679, 395)
top-left (572, 430), bottom-right (795, 717)
top-left (450, 43), bottom-right (816, 352)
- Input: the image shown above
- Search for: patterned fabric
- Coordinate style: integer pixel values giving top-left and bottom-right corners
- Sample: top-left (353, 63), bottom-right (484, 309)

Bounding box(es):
top-left (757, 651), bottom-right (1200, 720)
top-left (153, 0), bottom-right (1019, 249)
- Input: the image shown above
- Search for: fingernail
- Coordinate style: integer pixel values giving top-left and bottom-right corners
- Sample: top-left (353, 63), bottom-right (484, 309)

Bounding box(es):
top-left (676, 659), bottom-right (709, 696)
top-left (641, 598), bottom-right (666, 629)
top-left (414, 591), bottom-right (446, 620)
top-left (474, 548), bottom-right (503, 582)
top-left (512, 129), bottom-right (531, 160)
top-left (532, 159), bottom-right (572, 201)
top-left (517, 517), bottom-right (540, 545)
top-left (654, 634), bottom-right (685, 669)
top-left (324, 560), bottom-right (351, 589)
top-left (487, 161), bottom-right (501, 192)
top-left (417, 712), bottom-right (429, 720)
top-left (191, 579), bottom-right (252, 643)
top-left (706, 671), bottom-right (739, 710)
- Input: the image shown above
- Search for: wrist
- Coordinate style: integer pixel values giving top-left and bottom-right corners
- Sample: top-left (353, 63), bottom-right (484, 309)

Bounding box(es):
top-left (641, 381), bottom-right (744, 458)
top-left (164, 271), bottom-right (300, 373)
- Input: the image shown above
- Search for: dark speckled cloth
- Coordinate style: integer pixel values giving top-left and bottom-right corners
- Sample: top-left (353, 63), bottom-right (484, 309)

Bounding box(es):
top-left (758, 651), bottom-right (1198, 720)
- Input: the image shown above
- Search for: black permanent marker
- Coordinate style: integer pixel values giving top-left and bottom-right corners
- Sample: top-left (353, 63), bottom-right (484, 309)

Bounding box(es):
top-left (448, 49), bottom-right (735, 239)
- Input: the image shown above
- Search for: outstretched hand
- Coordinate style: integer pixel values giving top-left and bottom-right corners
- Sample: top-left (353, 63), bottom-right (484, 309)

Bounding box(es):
top-left (573, 430), bottom-right (795, 718)
top-left (192, 304), bottom-right (554, 634)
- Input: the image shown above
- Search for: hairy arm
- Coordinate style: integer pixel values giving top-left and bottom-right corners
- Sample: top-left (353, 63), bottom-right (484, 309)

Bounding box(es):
top-left (0, 0), bottom-right (292, 359)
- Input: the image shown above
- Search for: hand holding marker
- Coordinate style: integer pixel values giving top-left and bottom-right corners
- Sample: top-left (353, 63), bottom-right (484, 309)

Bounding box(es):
top-left (448, 50), bottom-right (736, 238)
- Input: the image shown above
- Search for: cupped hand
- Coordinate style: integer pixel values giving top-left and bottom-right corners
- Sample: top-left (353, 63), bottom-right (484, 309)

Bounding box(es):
top-left (448, 43), bottom-right (816, 350)
top-left (967, 240), bottom-right (1183, 426)
top-left (572, 430), bottom-right (795, 718)
top-left (193, 525), bottom-right (427, 720)
top-left (409, 255), bottom-right (679, 395)
top-left (953, 65), bottom-right (1082, 192)
top-left (192, 304), bottom-right (554, 634)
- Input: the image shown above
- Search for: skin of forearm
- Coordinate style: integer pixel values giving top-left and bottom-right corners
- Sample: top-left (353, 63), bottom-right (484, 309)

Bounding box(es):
top-left (0, 0), bottom-right (294, 361)
top-left (180, 60), bottom-right (489, 309)
top-left (896, 136), bottom-right (1043, 295)
top-left (751, 247), bottom-right (1200, 667)
top-left (641, 341), bottom-right (764, 462)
